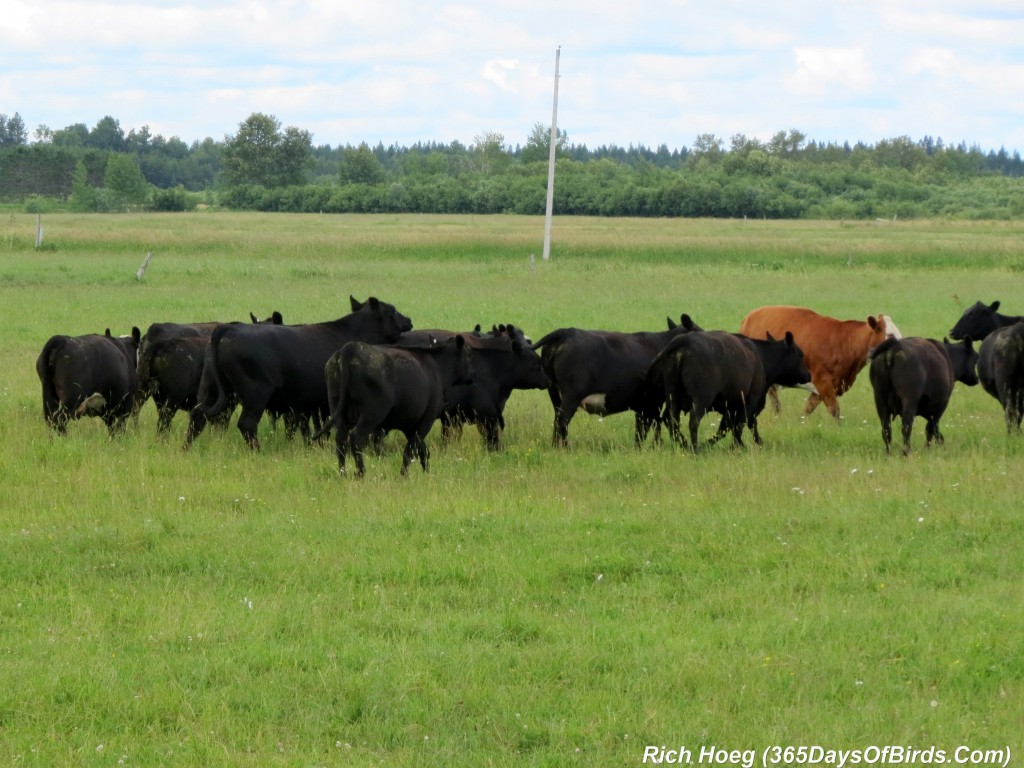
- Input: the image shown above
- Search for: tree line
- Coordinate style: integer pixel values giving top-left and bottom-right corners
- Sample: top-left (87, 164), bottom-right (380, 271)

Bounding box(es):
top-left (2, 111), bottom-right (1023, 219)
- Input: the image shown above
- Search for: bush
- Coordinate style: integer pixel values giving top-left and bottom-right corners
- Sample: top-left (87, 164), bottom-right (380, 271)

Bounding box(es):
top-left (151, 186), bottom-right (195, 212)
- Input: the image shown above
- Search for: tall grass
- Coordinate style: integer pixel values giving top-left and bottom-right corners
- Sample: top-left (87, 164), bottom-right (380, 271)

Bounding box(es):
top-left (1, 213), bottom-right (1022, 766)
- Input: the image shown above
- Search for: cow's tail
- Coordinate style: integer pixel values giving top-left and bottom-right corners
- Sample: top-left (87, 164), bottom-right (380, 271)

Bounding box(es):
top-left (310, 352), bottom-right (352, 442)
top-left (647, 335), bottom-right (686, 383)
top-left (36, 336), bottom-right (67, 415)
top-left (200, 326), bottom-right (233, 418)
top-left (530, 328), bottom-right (573, 351)
top-left (868, 336), bottom-right (900, 364)
top-left (133, 337), bottom-right (157, 415)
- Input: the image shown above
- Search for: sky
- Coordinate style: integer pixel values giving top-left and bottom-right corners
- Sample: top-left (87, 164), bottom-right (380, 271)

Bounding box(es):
top-left (3, 0), bottom-right (1024, 154)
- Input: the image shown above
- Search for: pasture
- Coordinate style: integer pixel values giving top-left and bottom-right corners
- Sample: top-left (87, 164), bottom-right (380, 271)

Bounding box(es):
top-left (1, 212), bottom-right (1022, 766)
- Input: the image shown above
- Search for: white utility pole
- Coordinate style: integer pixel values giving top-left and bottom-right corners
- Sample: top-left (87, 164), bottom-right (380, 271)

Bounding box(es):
top-left (542, 46), bottom-right (561, 261)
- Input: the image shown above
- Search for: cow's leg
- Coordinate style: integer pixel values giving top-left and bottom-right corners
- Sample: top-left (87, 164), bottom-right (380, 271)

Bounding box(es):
top-left (416, 432), bottom-right (431, 473)
top-left (707, 415), bottom-right (729, 445)
top-left (183, 405), bottom-right (208, 448)
top-left (349, 427), bottom-right (370, 477)
top-left (1007, 386), bottom-right (1024, 434)
top-left (414, 420), bottom-right (433, 472)
top-left (877, 410), bottom-right (891, 453)
top-left (688, 407), bottom-right (707, 452)
top-left (748, 411), bottom-right (763, 446)
top-left (729, 408), bottom-right (746, 447)
top-left (399, 429), bottom-right (429, 475)
top-left (441, 411), bottom-right (466, 446)
top-left (665, 396), bottom-right (685, 447)
top-left (370, 427), bottom-right (387, 456)
top-left (552, 393), bottom-right (580, 448)
top-left (999, 384), bottom-right (1018, 434)
top-left (925, 416), bottom-right (944, 448)
top-left (767, 385), bottom-right (782, 413)
top-left (42, 394), bottom-right (63, 433)
top-left (482, 417), bottom-right (502, 451)
top-left (104, 398), bottom-right (134, 436)
top-left (333, 423), bottom-right (348, 474)
top-left (634, 412), bottom-right (653, 449)
top-left (805, 380), bottom-right (839, 419)
top-left (156, 400), bottom-right (176, 434)
top-left (235, 399), bottom-right (268, 451)
top-left (900, 408), bottom-right (915, 456)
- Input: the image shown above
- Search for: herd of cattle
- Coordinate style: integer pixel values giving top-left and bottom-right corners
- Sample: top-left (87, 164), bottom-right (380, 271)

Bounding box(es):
top-left (34, 296), bottom-right (1024, 474)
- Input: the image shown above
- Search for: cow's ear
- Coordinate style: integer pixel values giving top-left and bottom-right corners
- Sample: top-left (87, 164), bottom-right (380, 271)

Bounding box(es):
top-left (272, 311), bottom-right (283, 324)
top-left (132, 327), bottom-right (141, 342)
top-left (350, 295), bottom-right (362, 311)
top-left (785, 331), bottom-right (795, 346)
top-left (868, 316), bottom-right (880, 330)
top-left (666, 316), bottom-right (677, 329)
top-left (990, 301), bottom-right (1000, 312)
top-left (455, 334), bottom-right (465, 350)
top-left (766, 331), bottom-right (776, 341)
top-left (105, 328), bottom-right (112, 337)
top-left (367, 296), bottom-right (380, 311)
top-left (680, 313), bottom-right (694, 331)
top-left (250, 312), bottom-right (258, 323)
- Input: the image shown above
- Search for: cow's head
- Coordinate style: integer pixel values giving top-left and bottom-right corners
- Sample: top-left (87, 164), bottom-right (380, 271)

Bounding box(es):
top-left (352, 295), bottom-right (414, 339)
top-left (944, 336), bottom-right (980, 387)
top-left (878, 314), bottom-right (902, 340)
top-left (452, 335), bottom-right (474, 386)
top-left (251, 310), bottom-right (284, 325)
top-left (504, 325), bottom-right (550, 390)
top-left (767, 331), bottom-right (817, 393)
top-left (667, 313), bottom-right (702, 333)
top-left (950, 300), bottom-right (1000, 341)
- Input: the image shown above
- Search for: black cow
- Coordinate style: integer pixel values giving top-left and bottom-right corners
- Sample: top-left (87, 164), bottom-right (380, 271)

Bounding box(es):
top-left (36, 327), bottom-right (141, 436)
top-left (312, 336), bottom-right (474, 476)
top-left (134, 311), bottom-right (283, 431)
top-left (976, 322), bottom-right (1024, 433)
top-left (532, 314), bottom-right (701, 448)
top-left (868, 336), bottom-right (979, 454)
top-left (646, 330), bottom-right (813, 451)
top-left (397, 324), bottom-right (549, 450)
top-left (185, 296), bottom-right (412, 450)
top-left (949, 300), bottom-right (1024, 342)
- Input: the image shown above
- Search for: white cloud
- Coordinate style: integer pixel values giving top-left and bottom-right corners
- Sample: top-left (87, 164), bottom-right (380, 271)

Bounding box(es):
top-left (786, 48), bottom-right (875, 95)
top-left (481, 60), bottom-right (521, 92)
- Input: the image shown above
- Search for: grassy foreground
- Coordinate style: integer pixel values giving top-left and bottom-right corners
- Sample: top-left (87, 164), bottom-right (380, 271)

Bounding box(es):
top-left (1, 213), bottom-right (1022, 766)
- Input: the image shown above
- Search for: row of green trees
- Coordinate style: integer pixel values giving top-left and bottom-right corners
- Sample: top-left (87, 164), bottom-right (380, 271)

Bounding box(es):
top-left (2, 111), bottom-right (1023, 219)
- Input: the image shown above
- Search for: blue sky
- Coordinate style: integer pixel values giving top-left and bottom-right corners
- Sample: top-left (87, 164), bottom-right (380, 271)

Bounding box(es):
top-left (3, 0), bottom-right (1023, 153)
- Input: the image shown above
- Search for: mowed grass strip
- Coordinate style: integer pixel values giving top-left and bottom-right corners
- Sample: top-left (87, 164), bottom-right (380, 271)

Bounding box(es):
top-left (1, 213), bottom-right (1022, 766)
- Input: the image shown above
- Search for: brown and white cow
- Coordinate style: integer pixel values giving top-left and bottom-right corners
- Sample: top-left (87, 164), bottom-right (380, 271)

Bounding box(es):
top-left (739, 305), bottom-right (901, 419)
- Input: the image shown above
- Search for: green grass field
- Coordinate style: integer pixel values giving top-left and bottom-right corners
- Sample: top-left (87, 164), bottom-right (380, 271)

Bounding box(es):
top-left (1, 213), bottom-right (1022, 766)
